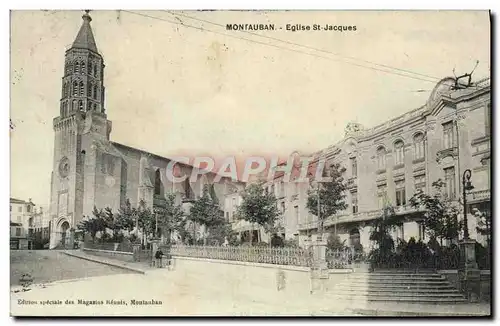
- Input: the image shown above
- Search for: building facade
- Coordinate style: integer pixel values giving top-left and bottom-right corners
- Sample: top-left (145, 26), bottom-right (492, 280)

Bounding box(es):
top-left (230, 77), bottom-right (491, 251)
top-left (49, 12), bottom-right (240, 248)
top-left (10, 198), bottom-right (36, 249)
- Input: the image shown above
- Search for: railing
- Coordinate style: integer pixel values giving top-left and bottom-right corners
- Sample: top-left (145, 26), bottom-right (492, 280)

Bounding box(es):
top-left (326, 248), bottom-right (358, 269)
top-left (171, 245), bottom-right (313, 267)
top-left (84, 241), bottom-right (133, 253)
top-left (469, 190), bottom-right (490, 202)
top-left (298, 206), bottom-right (426, 231)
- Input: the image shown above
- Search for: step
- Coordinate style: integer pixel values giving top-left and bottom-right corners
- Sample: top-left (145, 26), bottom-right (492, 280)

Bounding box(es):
top-left (347, 276), bottom-right (446, 282)
top-left (327, 295), bottom-right (467, 303)
top-left (347, 281), bottom-right (451, 286)
top-left (331, 292), bottom-right (465, 298)
top-left (350, 273), bottom-right (444, 278)
top-left (372, 269), bottom-right (438, 274)
top-left (333, 287), bottom-right (459, 293)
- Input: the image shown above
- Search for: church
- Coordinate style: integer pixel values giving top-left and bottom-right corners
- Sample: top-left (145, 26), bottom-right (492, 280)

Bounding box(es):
top-left (49, 12), bottom-right (241, 249)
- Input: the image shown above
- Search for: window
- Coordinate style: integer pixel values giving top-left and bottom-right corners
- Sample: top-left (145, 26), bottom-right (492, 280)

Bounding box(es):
top-left (394, 140), bottom-right (405, 166)
top-left (414, 175), bottom-right (426, 194)
top-left (81, 62), bottom-right (86, 73)
top-left (418, 223), bottom-right (426, 241)
top-left (73, 81), bottom-right (78, 96)
top-left (395, 181), bottom-right (406, 207)
top-left (444, 167), bottom-right (456, 199)
top-left (377, 147), bottom-right (386, 170)
top-left (78, 100), bottom-right (83, 111)
top-left (225, 212), bottom-right (229, 220)
top-left (413, 133), bottom-right (425, 160)
top-left (352, 192), bottom-right (358, 214)
top-left (88, 83), bottom-right (93, 97)
top-left (87, 102), bottom-right (92, 111)
top-left (351, 157), bottom-right (357, 177)
top-left (443, 121), bottom-right (455, 149)
top-left (72, 100), bottom-right (77, 111)
top-left (280, 181), bottom-right (285, 197)
top-left (280, 202), bottom-right (286, 214)
top-left (75, 62), bottom-right (80, 73)
top-left (27, 205), bottom-right (31, 213)
top-left (271, 184), bottom-right (275, 196)
top-left (93, 64), bottom-right (98, 77)
top-left (16, 228), bottom-right (21, 236)
top-left (10, 205), bottom-right (11, 211)
top-left (93, 103), bottom-right (97, 111)
top-left (93, 85), bottom-right (98, 99)
top-left (89, 62), bottom-right (93, 76)
top-left (294, 206), bottom-right (299, 224)
top-left (232, 197), bottom-right (236, 214)
top-left (377, 185), bottom-right (387, 209)
top-left (154, 169), bottom-right (162, 196)
top-left (18, 206), bottom-right (22, 212)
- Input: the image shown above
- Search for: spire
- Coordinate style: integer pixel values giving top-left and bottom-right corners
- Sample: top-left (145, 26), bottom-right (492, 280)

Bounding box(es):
top-left (71, 10), bottom-right (98, 53)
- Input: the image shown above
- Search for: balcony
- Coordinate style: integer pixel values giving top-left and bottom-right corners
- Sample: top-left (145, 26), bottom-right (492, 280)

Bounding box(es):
top-left (297, 205), bottom-right (425, 231)
top-left (468, 189), bottom-right (490, 203)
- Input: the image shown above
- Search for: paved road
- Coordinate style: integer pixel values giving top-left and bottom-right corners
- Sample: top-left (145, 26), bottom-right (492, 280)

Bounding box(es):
top-left (10, 250), bottom-right (135, 286)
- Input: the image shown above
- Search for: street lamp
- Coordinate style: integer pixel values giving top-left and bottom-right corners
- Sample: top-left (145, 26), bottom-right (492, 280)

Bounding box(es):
top-left (462, 169), bottom-right (474, 240)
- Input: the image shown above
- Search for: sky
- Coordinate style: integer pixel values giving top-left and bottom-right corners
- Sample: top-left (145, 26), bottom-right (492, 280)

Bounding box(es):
top-left (10, 10), bottom-right (490, 208)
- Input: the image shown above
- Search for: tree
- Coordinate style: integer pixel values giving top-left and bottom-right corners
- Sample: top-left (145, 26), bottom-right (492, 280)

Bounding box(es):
top-left (409, 179), bottom-right (462, 244)
top-left (136, 199), bottom-right (155, 243)
top-left (101, 207), bottom-right (123, 242)
top-left (236, 182), bottom-right (280, 243)
top-left (189, 185), bottom-right (225, 244)
top-left (116, 199), bottom-right (137, 235)
top-left (155, 192), bottom-right (186, 243)
top-left (368, 206), bottom-right (399, 268)
top-left (77, 207), bottom-right (106, 243)
top-left (306, 163), bottom-right (348, 233)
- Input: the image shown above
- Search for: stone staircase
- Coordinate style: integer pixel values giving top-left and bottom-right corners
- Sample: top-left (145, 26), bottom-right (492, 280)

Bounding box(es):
top-left (328, 270), bottom-right (467, 303)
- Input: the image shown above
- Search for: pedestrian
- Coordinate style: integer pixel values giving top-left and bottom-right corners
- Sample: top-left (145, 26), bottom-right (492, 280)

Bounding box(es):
top-left (155, 248), bottom-right (164, 268)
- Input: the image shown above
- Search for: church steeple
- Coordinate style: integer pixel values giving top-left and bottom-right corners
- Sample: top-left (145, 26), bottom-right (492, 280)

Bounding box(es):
top-left (71, 11), bottom-right (98, 53)
top-left (59, 10), bottom-right (106, 118)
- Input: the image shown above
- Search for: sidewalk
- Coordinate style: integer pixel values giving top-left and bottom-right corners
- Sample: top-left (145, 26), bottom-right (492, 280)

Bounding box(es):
top-left (63, 250), bottom-right (152, 274)
top-left (349, 301), bottom-right (491, 316)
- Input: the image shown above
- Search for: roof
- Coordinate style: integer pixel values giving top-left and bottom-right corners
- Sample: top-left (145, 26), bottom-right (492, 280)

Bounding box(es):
top-left (71, 11), bottom-right (98, 53)
top-left (10, 198), bottom-right (33, 205)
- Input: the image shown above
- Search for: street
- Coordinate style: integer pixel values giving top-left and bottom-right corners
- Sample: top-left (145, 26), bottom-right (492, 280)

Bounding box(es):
top-left (10, 250), bottom-right (135, 286)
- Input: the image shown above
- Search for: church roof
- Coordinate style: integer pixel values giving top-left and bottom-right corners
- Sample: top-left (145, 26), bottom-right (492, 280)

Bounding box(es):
top-left (71, 11), bottom-right (98, 53)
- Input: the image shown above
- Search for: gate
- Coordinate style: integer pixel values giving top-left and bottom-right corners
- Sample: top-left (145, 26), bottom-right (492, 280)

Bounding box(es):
top-left (53, 231), bottom-right (71, 249)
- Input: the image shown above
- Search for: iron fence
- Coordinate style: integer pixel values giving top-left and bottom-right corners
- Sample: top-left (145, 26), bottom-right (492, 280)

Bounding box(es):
top-left (171, 245), bottom-right (314, 267)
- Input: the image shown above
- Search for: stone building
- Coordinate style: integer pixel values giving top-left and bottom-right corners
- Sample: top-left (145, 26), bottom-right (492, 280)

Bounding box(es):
top-left (244, 77), bottom-right (491, 251)
top-left (49, 12), bottom-right (240, 248)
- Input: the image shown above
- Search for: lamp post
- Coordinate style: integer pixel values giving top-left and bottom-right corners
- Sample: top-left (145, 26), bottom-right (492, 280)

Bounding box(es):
top-left (462, 169), bottom-right (474, 240)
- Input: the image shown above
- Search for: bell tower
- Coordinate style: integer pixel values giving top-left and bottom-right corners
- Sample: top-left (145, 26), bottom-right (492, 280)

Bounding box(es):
top-left (50, 11), bottom-right (112, 248)
top-left (60, 10), bottom-right (105, 117)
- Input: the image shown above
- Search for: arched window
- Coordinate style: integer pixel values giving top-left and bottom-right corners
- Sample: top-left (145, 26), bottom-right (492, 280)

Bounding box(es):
top-left (75, 62), bottom-right (80, 73)
top-left (377, 146), bottom-right (386, 170)
top-left (79, 81), bottom-right (85, 97)
top-left (81, 62), bottom-right (86, 73)
top-left (87, 83), bottom-right (92, 97)
top-left (89, 62), bottom-right (93, 76)
top-left (72, 100), bottom-right (77, 111)
top-left (93, 85), bottom-right (97, 99)
top-left (413, 133), bottom-right (425, 160)
top-left (154, 169), bottom-right (162, 196)
top-left (72, 81), bottom-right (78, 96)
top-left (394, 140), bottom-right (405, 166)
top-left (78, 100), bottom-right (83, 111)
